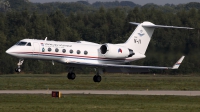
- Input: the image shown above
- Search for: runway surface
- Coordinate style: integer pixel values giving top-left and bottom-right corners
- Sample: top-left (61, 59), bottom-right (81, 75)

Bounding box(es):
top-left (0, 90), bottom-right (200, 96)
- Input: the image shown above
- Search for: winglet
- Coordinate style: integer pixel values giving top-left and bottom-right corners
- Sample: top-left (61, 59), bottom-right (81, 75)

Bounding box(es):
top-left (172, 56), bottom-right (185, 69)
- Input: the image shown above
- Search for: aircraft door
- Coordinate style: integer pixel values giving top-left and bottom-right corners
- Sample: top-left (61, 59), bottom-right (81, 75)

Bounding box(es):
top-left (33, 43), bottom-right (40, 56)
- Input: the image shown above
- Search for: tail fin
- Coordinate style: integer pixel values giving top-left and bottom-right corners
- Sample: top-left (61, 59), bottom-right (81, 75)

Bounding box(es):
top-left (123, 21), bottom-right (194, 55)
top-left (124, 21), bottom-right (155, 54)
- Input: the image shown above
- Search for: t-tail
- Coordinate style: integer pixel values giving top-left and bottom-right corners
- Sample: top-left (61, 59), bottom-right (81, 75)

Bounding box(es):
top-left (122, 21), bottom-right (194, 55)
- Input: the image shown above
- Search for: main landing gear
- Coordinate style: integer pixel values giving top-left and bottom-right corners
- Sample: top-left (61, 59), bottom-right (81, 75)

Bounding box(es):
top-left (93, 75), bottom-right (101, 82)
top-left (93, 68), bottom-right (103, 83)
top-left (67, 67), bottom-right (103, 83)
top-left (67, 72), bottom-right (76, 80)
top-left (67, 67), bottom-right (76, 80)
top-left (15, 59), bottom-right (24, 73)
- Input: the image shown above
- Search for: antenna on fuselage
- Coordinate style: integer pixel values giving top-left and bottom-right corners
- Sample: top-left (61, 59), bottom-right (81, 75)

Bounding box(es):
top-left (45, 37), bottom-right (47, 41)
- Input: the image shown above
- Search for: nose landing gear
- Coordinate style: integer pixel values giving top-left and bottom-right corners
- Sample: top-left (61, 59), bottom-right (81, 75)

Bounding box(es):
top-left (15, 59), bottom-right (24, 73)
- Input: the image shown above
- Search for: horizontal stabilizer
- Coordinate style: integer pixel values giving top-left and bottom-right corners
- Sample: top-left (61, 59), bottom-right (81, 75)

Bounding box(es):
top-left (129, 22), bottom-right (194, 29)
top-left (142, 25), bottom-right (194, 29)
top-left (129, 22), bottom-right (140, 25)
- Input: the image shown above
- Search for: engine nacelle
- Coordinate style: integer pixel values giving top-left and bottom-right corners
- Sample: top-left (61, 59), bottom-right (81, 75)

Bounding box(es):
top-left (100, 44), bottom-right (134, 58)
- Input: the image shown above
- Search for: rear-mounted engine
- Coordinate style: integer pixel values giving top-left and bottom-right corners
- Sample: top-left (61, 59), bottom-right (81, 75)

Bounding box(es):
top-left (100, 44), bottom-right (134, 58)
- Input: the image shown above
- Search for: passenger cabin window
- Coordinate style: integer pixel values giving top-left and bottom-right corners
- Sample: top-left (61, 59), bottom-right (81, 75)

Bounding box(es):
top-left (77, 50), bottom-right (81, 54)
top-left (62, 49), bottom-right (66, 53)
top-left (69, 49), bottom-right (73, 54)
top-left (84, 51), bottom-right (88, 55)
top-left (27, 43), bottom-right (31, 46)
top-left (48, 48), bottom-right (52, 52)
top-left (55, 48), bottom-right (59, 52)
top-left (16, 41), bottom-right (27, 46)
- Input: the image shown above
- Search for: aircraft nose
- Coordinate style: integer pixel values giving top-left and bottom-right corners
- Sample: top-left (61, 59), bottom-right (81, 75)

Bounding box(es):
top-left (6, 47), bottom-right (20, 57)
top-left (6, 48), bottom-right (12, 55)
top-left (6, 49), bottom-right (9, 54)
top-left (6, 50), bottom-right (9, 54)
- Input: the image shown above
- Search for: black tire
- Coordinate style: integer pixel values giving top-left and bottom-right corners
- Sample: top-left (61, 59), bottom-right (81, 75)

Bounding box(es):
top-left (70, 73), bottom-right (76, 80)
top-left (96, 76), bottom-right (101, 82)
top-left (15, 68), bottom-right (18, 72)
top-left (67, 72), bottom-right (76, 80)
top-left (93, 75), bottom-right (97, 82)
top-left (93, 75), bottom-right (101, 82)
top-left (67, 72), bottom-right (71, 79)
top-left (15, 68), bottom-right (21, 73)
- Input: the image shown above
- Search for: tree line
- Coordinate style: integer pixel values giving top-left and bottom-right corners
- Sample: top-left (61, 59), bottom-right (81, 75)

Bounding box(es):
top-left (0, 1), bottom-right (199, 74)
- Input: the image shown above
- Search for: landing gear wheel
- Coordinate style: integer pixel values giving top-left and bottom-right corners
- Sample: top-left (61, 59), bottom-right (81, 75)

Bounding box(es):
top-left (67, 72), bottom-right (76, 80)
top-left (15, 68), bottom-right (21, 73)
top-left (15, 68), bottom-right (18, 72)
top-left (67, 72), bottom-right (71, 79)
top-left (70, 73), bottom-right (76, 80)
top-left (93, 75), bottom-right (101, 82)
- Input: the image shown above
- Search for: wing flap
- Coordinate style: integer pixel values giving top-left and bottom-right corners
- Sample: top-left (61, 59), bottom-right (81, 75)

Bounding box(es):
top-left (104, 67), bottom-right (149, 73)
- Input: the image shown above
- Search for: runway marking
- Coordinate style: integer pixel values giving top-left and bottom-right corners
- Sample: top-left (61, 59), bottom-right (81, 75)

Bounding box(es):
top-left (0, 90), bottom-right (200, 96)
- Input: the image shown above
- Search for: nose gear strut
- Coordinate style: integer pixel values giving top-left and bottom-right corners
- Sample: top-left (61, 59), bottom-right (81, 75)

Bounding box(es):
top-left (15, 59), bottom-right (24, 73)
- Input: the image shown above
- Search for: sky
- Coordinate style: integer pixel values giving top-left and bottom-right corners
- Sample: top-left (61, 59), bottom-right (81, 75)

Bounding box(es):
top-left (29, 0), bottom-right (200, 5)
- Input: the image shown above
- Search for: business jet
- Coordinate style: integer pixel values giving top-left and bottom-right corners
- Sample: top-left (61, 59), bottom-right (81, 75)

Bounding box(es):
top-left (6, 21), bottom-right (193, 82)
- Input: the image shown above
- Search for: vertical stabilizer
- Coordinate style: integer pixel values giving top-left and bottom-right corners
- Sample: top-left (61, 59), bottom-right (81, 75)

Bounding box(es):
top-left (124, 21), bottom-right (155, 55)
top-left (122, 21), bottom-right (193, 55)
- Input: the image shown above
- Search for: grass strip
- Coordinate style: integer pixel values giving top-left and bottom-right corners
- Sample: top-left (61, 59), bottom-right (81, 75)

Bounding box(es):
top-left (0, 74), bottom-right (200, 90)
top-left (0, 94), bottom-right (200, 112)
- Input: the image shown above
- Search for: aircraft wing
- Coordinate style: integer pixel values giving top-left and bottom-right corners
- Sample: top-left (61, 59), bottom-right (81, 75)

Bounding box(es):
top-left (66, 56), bottom-right (185, 73)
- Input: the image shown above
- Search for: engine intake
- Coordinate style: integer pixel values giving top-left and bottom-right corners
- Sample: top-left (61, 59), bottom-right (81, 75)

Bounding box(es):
top-left (100, 44), bottom-right (107, 54)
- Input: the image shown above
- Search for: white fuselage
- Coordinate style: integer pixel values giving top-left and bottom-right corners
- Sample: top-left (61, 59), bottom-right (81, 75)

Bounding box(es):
top-left (6, 39), bottom-right (146, 65)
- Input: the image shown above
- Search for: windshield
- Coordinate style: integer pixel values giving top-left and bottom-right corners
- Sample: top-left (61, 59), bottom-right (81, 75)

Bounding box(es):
top-left (16, 41), bottom-right (27, 46)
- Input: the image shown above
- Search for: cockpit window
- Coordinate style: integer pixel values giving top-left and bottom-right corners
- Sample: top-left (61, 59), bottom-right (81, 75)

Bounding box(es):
top-left (26, 43), bottom-right (31, 46)
top-left (16, 41), bottom-right (27, 46)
